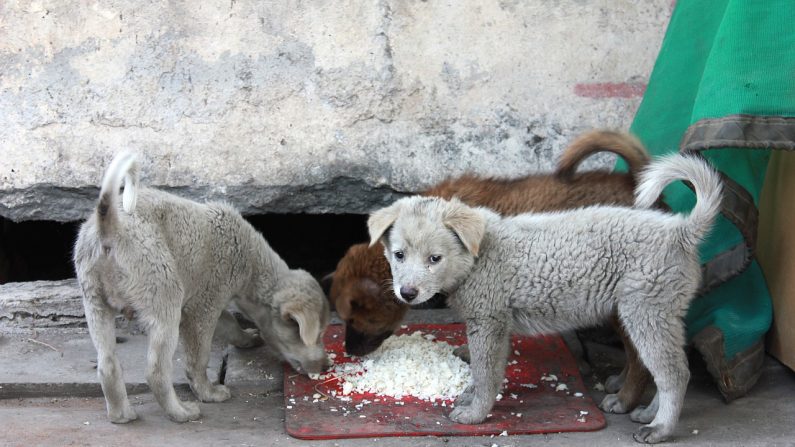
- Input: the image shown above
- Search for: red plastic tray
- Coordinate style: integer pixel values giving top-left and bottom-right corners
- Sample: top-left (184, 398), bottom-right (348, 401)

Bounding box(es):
top-left (284, 324), bottom-right (605, 440)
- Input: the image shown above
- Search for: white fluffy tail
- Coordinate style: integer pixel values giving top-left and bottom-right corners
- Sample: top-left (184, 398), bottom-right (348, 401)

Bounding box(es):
top-left (97, 152), bottom-right (139, 243)
top-left (635, 154), bottom-right (722, 248)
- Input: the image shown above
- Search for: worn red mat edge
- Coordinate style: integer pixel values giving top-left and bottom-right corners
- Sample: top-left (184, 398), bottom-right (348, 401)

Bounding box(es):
top-left (284, 323), bottom-right (606, 440)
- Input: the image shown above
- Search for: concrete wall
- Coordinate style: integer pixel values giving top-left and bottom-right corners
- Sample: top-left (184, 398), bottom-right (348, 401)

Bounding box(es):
top-left (0, 0), bottom-right (672, 221)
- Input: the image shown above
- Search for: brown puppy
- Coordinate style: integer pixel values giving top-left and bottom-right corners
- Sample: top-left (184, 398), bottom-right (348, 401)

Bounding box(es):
top-left (329, 243), bottom-right (408, 355)
top-left (329, 130), bottom-right (654, 411)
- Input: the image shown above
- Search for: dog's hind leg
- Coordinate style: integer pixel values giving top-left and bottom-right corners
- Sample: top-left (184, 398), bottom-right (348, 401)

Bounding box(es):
top-left (601, 319), bottom-right (652, 413)
top-left (82, 287), bottom-right (138, 423)
top-left (602, 349), bottom-right (652, 414)
top-left (616, 339), bottom-right (653, 411)
top-left (449, 317), bottom-right (510, 424)
top-left (605, 315), bottom-right (630, 393)
top-left (619, 296), bottom-right (690, 444)
top-left (146, 310), bottom-right (201, 422)
top-left (181, 306), bottom-right (232, 403)
top-left (604, 366), bottom-right (627, 394)
top-left (631, 390), bottom-right (660, 424)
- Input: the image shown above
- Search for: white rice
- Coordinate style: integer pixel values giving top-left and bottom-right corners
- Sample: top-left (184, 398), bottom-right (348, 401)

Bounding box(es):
top-left (328, 331), bottom-right (471, 402)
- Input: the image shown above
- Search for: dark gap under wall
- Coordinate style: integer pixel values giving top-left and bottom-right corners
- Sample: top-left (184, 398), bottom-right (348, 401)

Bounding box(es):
top-left (0, 218), bottom-right (79, 284)
top-left (246, 214), bottom-right (369, 278)
top-left (0, 214), bottom-right (369, 284)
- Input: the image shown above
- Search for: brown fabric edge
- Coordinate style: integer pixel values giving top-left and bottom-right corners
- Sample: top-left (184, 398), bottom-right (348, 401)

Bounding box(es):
top-left (678, 115), bottom-right (795, 400)
top-left (679, 115), bottom-right (795, 292)
top-left (682, 114), bottom-right (795, 153)
top-left (691, 325), bottom-right (766, 403)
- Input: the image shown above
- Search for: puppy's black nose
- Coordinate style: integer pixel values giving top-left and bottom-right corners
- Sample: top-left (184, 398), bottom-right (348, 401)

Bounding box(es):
top-left (400, 286), bottom-right (418, 302)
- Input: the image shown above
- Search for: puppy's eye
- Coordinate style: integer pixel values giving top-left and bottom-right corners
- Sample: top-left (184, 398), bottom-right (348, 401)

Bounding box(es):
top-left (394, 251), bottom-right (404, 260)
top-left (429, 255), bottom-right (442, 264)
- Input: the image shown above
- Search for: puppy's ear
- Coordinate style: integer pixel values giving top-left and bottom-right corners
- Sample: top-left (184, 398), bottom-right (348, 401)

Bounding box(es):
top-left (367, 202), bottom-right (401, 248)
top-left (281, 301), bottom-right (321, 347)
top-left (443, 200), bottom-right (486, 257)
top-left (358, 278), bottom-right (381, 298)
top-left (334, 292), bottom-right (352, 319)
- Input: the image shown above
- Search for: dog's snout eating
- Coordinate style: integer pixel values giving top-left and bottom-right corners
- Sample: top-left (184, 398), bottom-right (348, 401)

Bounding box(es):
top-left (345, 325), bottom-right (394, 356)
top-left (399, 285), bottom-right (418, 302)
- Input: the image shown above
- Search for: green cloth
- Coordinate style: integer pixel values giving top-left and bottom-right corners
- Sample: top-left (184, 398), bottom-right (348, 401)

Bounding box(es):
top-left (619, 0), bottom-right (795, 358)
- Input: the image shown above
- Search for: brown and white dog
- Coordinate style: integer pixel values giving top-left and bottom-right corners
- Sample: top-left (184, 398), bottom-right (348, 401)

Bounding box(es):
top-left (328, 130), bottom-right (659, 414)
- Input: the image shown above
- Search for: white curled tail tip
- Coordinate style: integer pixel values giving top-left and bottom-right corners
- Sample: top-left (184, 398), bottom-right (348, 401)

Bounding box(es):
top-left (122, 170), bottom-right (138, 213)
top-left (97, 152), bottom-right (139, 242)
top-left (634, 154), bottom-right (722, 243)
top-left (98, 151), bottom-right (139, 213)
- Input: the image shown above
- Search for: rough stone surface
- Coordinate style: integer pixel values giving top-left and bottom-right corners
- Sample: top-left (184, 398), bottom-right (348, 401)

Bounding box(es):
top-left (0, 328), bottom-right (223, 398)
top-left (223, 345), bottom-right (284, 390)
top-left (0, 279), bottom-right (85, 330)
top-left (0, 0), bottom-right (672, 222)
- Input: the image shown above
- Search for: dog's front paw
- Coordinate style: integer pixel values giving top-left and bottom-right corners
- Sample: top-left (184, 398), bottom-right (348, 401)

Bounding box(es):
top-left (109, 405), bottom-right (139, 424)
top-left (630, 404), bottom-right (656, 424)
top-left (167, 401), bottom-right (201, 423)
top-left (201, 384), bottom-right (232, 403)
top-left (633, 424), bottom-right (671, 444)
top-left (448, 402), bottom-right (488, 425)
top-left (599, 393), bottom-right (630, 414)
top-left (454, 384), bottom-right (475, 407)
top-left (604, 373), bottom-right (624, 394)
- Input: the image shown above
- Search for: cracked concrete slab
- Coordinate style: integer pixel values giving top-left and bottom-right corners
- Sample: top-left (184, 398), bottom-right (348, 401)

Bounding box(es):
top-left (222, 345), bottom-right (283, 392)
top-left (0, 328), bottom-right (223, 399)
top-left (0, 280), bottom-right (85, 331)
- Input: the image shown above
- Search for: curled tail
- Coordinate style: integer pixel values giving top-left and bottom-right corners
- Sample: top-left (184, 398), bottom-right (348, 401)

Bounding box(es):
top-left (556, 130), bottom-right (650, 180)
top-left (97, 152), bottom-right (139, 244)
top-left (635, 154), bottom-right (723, 249)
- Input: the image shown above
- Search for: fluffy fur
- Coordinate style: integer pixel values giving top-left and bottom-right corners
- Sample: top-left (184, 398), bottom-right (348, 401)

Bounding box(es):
top-left (74, 152), bottom-right (330, 423)
top-left (331, 130), bottom-right (649, 350)
top-left (328, 243), bottom-right (406, 356)
top-left (330, 130), bottom-right (656, 410)
top-left (368, 154), bottom-right (722, 443)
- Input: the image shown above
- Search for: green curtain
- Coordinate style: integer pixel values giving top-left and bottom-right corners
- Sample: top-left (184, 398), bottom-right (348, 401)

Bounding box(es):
top-left (617, 0), bottom-right (795, 396)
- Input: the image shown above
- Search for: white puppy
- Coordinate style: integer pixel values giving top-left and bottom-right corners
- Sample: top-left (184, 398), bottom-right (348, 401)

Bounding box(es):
top-left (368, 154), bottom-right (721, 443)
top-left (74, 152), bottom-right (330, 423)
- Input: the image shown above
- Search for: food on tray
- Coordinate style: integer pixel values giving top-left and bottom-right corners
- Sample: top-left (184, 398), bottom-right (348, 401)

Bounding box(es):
top-left (318, 331), bottom-right (471, 402)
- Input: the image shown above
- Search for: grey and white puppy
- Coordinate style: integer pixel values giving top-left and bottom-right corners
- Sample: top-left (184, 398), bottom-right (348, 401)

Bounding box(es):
top-left (368, 154), bottom-right (721, 444)
top-left (74, 152), bottom-right (330, 423)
